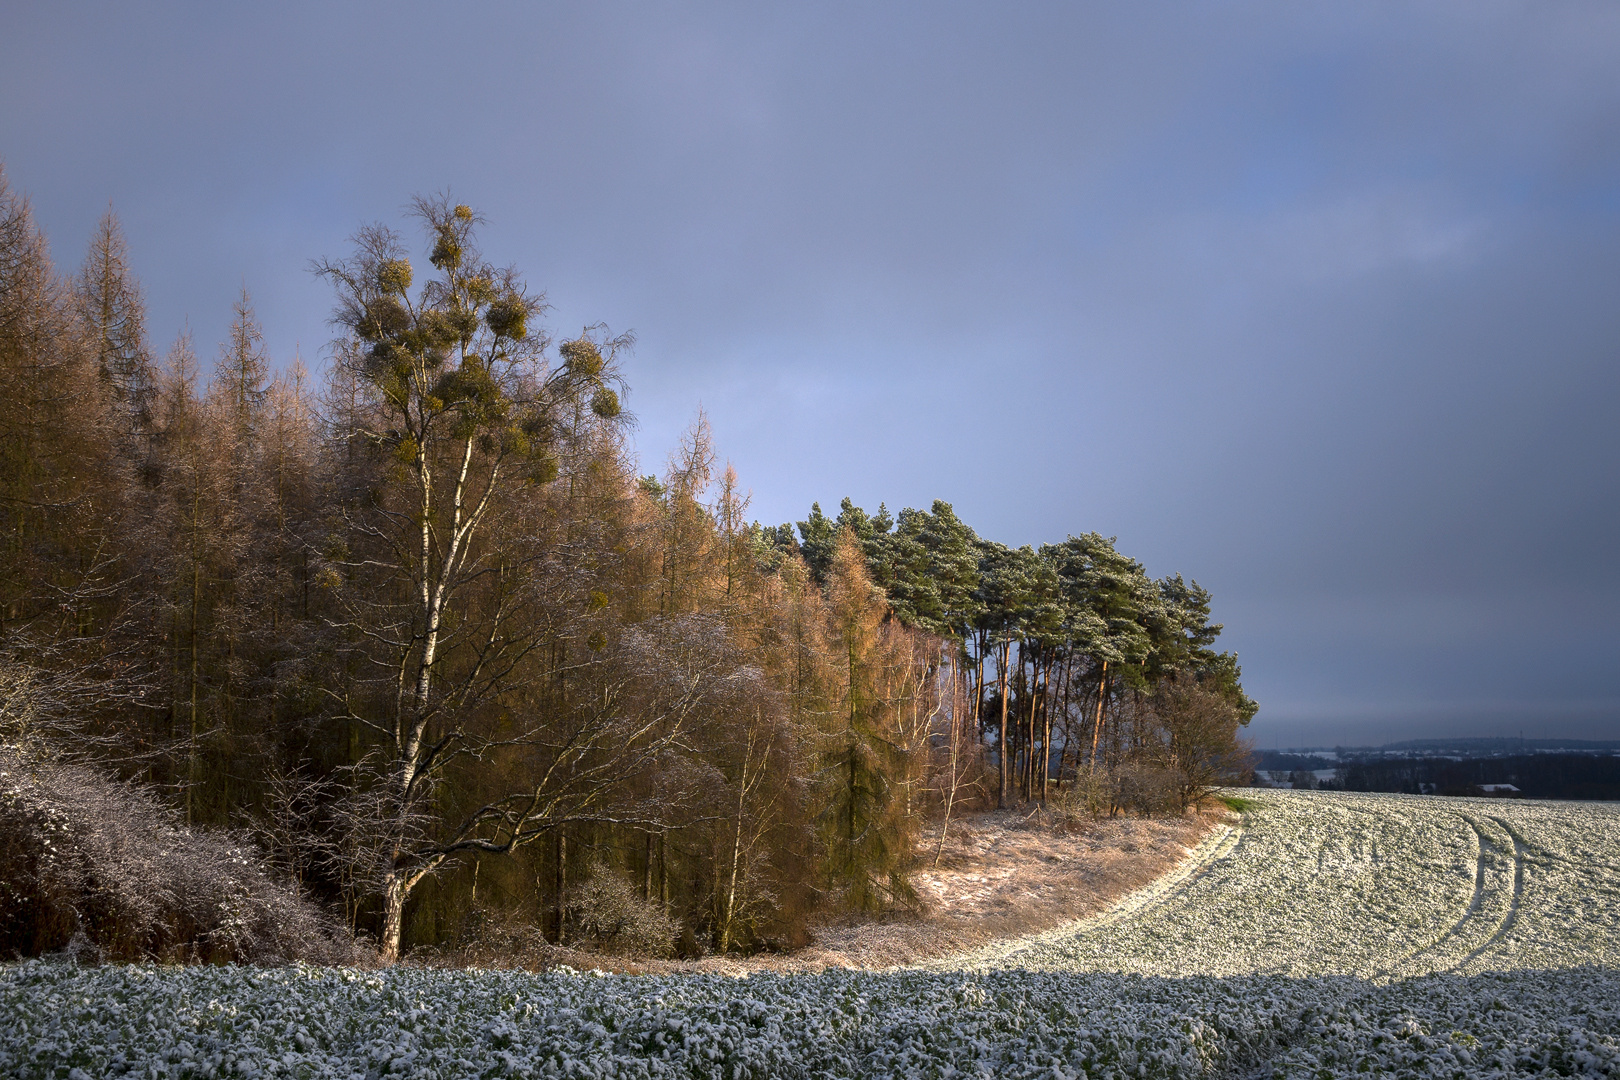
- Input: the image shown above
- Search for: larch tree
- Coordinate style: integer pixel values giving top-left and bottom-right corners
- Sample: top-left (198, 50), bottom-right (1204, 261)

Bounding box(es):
top-left (0, 167), bottom-right (121, 680)
top-left (73, 208), bottom-right (154, 443)
top-left (819, 527), bottom-right (915, 912)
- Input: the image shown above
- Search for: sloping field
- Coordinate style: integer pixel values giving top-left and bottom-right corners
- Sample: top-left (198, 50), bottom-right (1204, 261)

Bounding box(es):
top-left (947, 789), bottom-right (1620, 979)
top-left (4, 791), bottom-right (1618, 1078)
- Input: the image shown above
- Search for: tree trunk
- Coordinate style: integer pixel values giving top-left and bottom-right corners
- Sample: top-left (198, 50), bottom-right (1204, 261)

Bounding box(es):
top-left (1090, 661), bottom-right (1109, 772)
top-left (644, 832), bottom-right (655, 902)
top-left (1023, 650), bottom-right (1039, 802)
top-left (997, 642), bottom-right (1010, 809)
top-left (380, 870), bottom-right (406, 964)
top-left (553, 831), bottom-right (568, 945)
top-left (935, 664), bottom-right (964, 868)
top-left (658, 831), bottom-right (669, 912)
top-left (186, 536), bottom-right (201, 826)
top-left (1040, 660), bottom-right (1053, 804)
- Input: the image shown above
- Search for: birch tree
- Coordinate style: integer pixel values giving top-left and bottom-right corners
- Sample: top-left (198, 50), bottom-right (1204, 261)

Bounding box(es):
top-left (316, 198), bottom-right (628, 961)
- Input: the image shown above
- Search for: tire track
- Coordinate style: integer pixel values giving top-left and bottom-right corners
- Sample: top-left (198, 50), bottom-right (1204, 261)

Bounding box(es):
top-left (1373, 814), bottom-right (1492, 979)
top-left (1452, 815), bottom-right (1526, 972)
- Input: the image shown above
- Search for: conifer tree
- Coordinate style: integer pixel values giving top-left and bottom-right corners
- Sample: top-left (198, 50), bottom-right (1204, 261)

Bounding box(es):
top-left (0, 167), bottom-right (119, 643)
top-left (73, 209), bottom-right (154, 440)
top-left (795, 501), bottom-right (838, 584)
top-left (819, 528), bottom-right (915, 911)
top-left (214, 287), bottom-right (270, 454)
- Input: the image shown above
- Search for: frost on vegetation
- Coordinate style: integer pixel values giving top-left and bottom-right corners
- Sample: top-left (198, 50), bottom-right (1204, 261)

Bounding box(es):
top-left (946, 788), bottom-right (1620, 980)
top-left (566, 859), bottom-right (681, 959)
top-left (3, 791), bottom-right (1618, 1078)
top-left (2, 962), bottom-right (1616, 1079)
top-left (0, 743), bottom-right (360, 965)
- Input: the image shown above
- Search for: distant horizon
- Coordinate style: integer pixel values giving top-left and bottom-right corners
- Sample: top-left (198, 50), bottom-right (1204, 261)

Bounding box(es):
top-left (1262, 736), bottom-right (1620, 754)
top-left (1249, 715), bottom-right (1620, 751)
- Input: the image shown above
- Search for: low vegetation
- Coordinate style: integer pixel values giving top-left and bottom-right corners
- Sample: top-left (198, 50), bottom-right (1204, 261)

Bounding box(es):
top-left (0, 743), bottom-right (360, 965)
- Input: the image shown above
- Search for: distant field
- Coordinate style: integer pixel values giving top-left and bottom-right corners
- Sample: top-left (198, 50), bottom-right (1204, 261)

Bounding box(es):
top-left (5, 791), bottom-right (1618, 1078)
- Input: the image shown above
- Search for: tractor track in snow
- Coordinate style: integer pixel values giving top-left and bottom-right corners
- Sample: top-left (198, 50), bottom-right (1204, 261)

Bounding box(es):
top-left (1451, 815), bottom-right (1527, 972)
top-left (1373, 814), bottom-right (1500, 980)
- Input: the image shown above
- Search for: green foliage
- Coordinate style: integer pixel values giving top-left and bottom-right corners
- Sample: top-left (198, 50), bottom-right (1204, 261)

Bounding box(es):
top-left (1218, 794), bottom-right (1259, 814)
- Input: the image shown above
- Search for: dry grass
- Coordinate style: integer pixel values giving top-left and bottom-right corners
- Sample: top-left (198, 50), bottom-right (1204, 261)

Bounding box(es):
top-left (406, 803), bottom-right (1224, 976)
top-left (765, 804), bottom-right (1222, 971)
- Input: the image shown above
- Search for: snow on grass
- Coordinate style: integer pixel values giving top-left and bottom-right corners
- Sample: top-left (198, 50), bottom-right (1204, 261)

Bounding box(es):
top-left (4, 791), bottom-right (1618, 1078)
top-left (951, 789), bottom-right (1620, 979)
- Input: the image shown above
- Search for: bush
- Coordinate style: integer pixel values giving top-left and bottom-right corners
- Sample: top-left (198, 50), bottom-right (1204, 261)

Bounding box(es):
top-left (1052, 764), bottom-right (1183, 820)
top-left (564, 861), bottom-right (679, 958)
top-left (0, 743), bottom-right (362, 965)
top-left (1108, 762), bottom-right (1186, 817)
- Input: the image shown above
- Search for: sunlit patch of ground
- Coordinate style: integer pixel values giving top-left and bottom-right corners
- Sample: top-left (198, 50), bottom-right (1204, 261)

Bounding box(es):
top-left (946, 790), bottom-right (1620, 980)
top-left (781, 805), bottom-right (1218, 970)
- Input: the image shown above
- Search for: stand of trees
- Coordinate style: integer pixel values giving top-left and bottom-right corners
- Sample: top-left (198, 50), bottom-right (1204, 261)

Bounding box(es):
top-left (0, 164), bottom-right (1255, 963)
top-left (1338, 755), bottom-right (1620, 801)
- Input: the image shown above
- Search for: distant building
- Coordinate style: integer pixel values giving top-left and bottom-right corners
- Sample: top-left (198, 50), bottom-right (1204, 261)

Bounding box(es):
top-left (1477, 783), bottom-right (1521, 797)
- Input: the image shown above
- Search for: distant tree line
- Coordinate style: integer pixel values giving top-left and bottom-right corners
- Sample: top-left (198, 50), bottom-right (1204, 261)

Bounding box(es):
top-left (1337, 755), bottom-right (1620, 801)
top-left (0, 164), bottom-right (1255, 963)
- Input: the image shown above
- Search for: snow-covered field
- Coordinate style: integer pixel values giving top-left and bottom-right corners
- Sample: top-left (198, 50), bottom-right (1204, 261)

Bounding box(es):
top-left (5, 790), bottom-right (1619, 1078)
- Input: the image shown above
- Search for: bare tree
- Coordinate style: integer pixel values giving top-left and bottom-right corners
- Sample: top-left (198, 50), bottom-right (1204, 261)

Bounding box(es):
top-left (932, 656), bottom-right (984, 867)
top-left (1150, 678), bottom-right (1253, 810)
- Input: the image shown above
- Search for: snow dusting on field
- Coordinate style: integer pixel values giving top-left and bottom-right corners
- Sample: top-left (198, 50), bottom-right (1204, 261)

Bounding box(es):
top-left (5, 790), bottom-right (1619, 1078)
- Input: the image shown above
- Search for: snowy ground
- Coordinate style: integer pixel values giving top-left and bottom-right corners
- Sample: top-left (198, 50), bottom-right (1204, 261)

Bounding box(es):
top-left (5, 790), bottom-right (1619, 1078)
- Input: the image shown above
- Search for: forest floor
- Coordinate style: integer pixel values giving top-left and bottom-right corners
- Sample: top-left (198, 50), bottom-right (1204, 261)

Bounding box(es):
top-left (469, 801), bottom-right (1226, 976)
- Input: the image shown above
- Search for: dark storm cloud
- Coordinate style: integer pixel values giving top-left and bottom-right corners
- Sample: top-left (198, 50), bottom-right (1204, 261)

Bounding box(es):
top-left (3, 1), bottom-right (1617, 746)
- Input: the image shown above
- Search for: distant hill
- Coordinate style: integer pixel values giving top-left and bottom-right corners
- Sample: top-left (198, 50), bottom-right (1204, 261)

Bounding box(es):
top-left (1377, 737), bottom-right (1620, 754)
top-left (1267, 737), bottom-right (1620, 759)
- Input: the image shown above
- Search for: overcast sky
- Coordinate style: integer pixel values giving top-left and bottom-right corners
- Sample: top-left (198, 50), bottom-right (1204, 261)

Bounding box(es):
top-left (4, 2), bottom-right (1618, 747)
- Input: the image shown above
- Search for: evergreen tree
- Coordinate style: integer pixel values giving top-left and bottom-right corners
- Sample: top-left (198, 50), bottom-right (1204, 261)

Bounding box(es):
top-left (795, 501), bottom-right (837, 583)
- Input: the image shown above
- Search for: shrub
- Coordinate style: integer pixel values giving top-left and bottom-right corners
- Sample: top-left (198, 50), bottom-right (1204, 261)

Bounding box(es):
top-left (0, 743), bottom-right (362, 965)
top-left (564, 860), bottom-right (679, 958)
top-left (1108, 762), bottom-right (1185, 817)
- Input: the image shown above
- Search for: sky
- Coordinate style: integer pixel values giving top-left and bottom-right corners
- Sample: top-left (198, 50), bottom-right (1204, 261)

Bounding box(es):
top-left (3, 2), bottom-right (1618, 748)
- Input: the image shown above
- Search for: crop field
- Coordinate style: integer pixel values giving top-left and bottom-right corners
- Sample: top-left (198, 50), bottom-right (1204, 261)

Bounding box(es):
top-left (4, 790), bottom-right (1619, 1078)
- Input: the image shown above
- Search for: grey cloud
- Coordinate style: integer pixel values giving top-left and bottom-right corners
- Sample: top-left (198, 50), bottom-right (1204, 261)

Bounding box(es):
top-left (3, 1), bottom-right (1617, 745)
